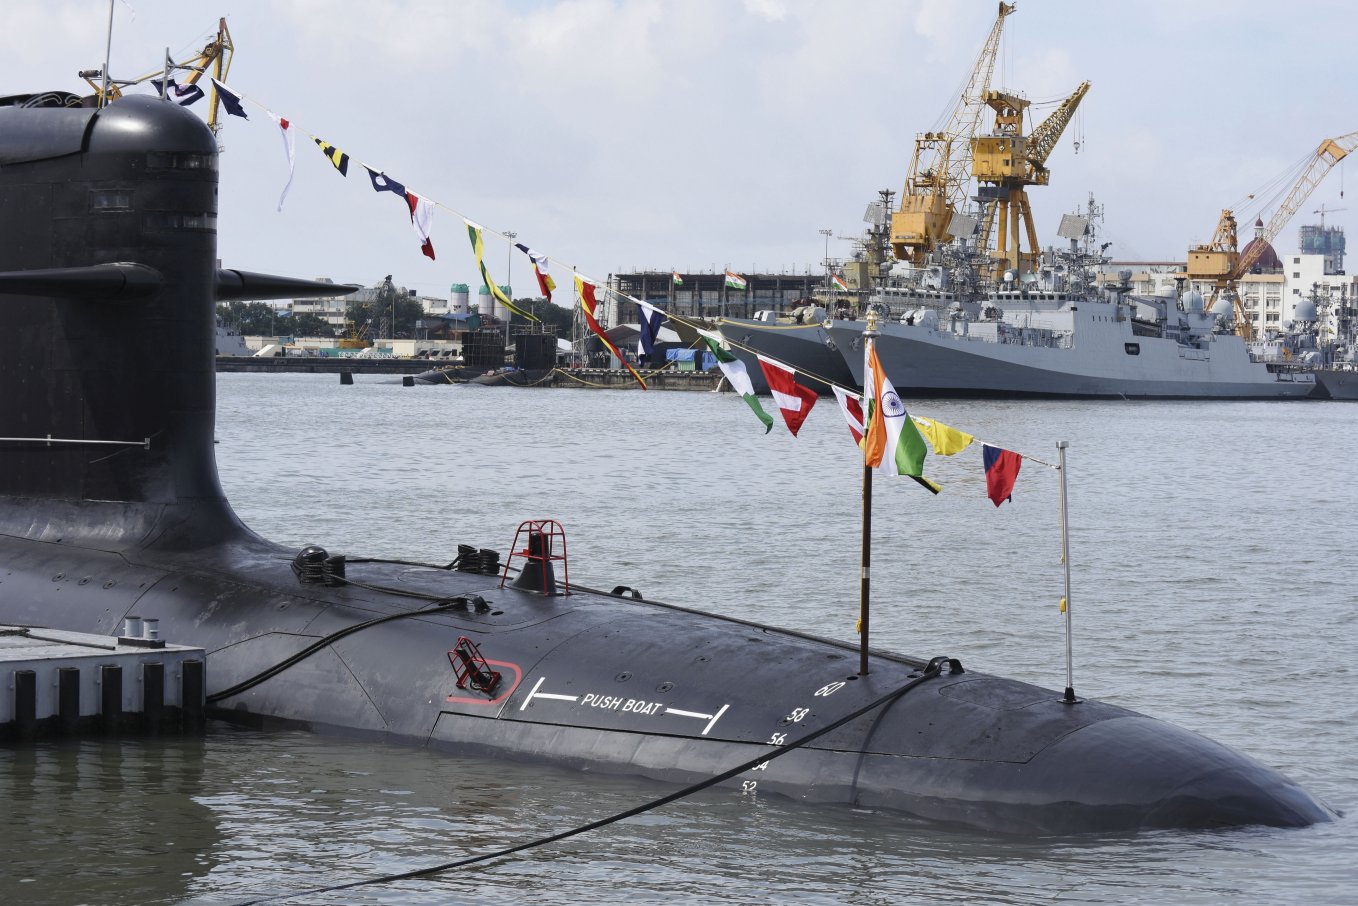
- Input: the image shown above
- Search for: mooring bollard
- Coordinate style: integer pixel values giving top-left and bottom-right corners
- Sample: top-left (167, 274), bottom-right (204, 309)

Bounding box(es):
top-left (59, 666), bottom-right (80, 734)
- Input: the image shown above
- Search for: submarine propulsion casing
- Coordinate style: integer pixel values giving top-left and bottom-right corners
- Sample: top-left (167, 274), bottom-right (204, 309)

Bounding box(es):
top-left (0, 95), bottom-right (1332, 834)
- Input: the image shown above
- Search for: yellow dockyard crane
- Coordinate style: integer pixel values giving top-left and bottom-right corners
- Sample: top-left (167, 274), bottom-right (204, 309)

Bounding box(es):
top-left (889, 2), bottom-right (1015, 265)
top-left (972, 80), bottom-right (1091, 280)
top-left (81, 17), bottom-right (235, 135)
top-left (1185, 130), bottom-right (1358, 340)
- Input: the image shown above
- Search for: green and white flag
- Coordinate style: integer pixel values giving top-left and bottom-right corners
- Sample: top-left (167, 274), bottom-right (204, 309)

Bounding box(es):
top-left (698, 330), bottom-right (772, 433)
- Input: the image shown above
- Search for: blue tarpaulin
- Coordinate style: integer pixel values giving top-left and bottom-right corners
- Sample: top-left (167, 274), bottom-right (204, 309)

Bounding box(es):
top-left (666, 348), bottom-right (717, 370)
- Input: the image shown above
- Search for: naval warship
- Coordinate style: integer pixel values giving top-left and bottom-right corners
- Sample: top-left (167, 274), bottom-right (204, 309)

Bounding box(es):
top-left (828, 280), bottom-right (1335, 400)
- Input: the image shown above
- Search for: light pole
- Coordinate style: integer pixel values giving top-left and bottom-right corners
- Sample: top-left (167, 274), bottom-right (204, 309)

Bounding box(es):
top-left (819, 228), bottom-right (832, 299)
top-left (383, 274), bottom-right (395, 342)
top-left (504, 230), bottom-right (516, 349)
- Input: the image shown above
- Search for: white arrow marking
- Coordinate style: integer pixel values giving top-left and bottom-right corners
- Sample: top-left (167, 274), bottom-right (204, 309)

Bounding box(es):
top-left (519, 676), bottom-right (579, 711)
top-left (664, 703), bottom-right (730, 736)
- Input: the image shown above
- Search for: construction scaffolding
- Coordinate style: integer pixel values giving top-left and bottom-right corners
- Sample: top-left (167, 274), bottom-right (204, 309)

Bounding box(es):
top-left (607, 270), bottom-right (821, 322)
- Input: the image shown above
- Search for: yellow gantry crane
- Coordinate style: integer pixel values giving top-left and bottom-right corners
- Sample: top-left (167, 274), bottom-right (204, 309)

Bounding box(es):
top-left (1185, 130), bottom-right (1358, 340)
top-left (82, 17), bottom-right (235, 134)
top-left (972, 80), bottom-right (1091, 279)
top-left (889, 2), bottom-right (1015, 265)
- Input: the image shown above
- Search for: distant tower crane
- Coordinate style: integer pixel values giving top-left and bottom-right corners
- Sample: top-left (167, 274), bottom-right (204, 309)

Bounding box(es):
top-left (972, 80), bottom-right (1091, 281)
top-left (889, 2), bottom-right (1015, 265)
top-left (1184, 130), bottom-right (1358, 340)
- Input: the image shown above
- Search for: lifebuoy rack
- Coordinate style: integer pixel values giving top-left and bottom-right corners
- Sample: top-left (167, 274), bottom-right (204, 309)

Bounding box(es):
top-left (500, 518), bottom-right (570, 595)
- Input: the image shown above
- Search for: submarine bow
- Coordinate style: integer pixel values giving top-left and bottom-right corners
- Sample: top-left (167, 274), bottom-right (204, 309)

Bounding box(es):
top-left (0, 93), bottom-right (1334, 836)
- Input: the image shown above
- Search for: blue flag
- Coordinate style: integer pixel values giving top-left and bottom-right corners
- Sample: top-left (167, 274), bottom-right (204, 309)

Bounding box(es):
top-left (364, 166), bottom-right (407, 199)
top-left (210, 78), bottom-right (248, 119)
top-left (152, 78), bottom-right (204, 106)
top-left (636, 301), bottom-right (667, 363)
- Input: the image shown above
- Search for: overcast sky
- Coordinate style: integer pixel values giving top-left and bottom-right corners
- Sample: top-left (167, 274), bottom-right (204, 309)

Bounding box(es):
top-left (4, 0), bottom-right (1356, 301)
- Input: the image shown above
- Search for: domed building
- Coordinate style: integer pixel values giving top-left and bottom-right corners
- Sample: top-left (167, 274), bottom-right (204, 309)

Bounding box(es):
top-left (1241, 217), bottom-right (1283, 273)
top-left (1236, 217), bottom-right (1287, 333)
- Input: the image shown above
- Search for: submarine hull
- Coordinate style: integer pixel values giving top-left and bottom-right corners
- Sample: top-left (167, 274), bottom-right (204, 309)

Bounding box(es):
top-left (0, 94), bottom-right (1333, 836)
top-left (0, 516), bottom-right (1329, 835)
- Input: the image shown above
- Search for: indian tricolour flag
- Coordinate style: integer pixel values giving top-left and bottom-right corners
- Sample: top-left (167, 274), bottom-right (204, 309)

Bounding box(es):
top-left (832, 273), bottom-right (850, 292)
top-left (863, 339), bottom-right (941, 493)
top-left (724, 270), bottom-right (748, 290)
top-left (672, 271), bottom-right (684, 286)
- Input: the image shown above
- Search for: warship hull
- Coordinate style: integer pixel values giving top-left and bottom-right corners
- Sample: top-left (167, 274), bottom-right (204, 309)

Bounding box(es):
top-left (828, 299), bottom-right (1327, 400)
top-left (717, 318), bottom-right (856, 394)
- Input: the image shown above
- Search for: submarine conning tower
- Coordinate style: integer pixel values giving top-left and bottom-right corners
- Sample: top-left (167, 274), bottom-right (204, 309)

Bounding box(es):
top-left (0, 95), bottom-right (351, 550)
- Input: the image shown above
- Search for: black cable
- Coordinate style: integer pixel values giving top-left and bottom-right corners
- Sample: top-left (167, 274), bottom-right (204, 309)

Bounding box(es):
top-left (209, 549), bottom-right (518, 704)
top-left (230, 660), bottom-right (947, 905)
top-left (206, 601), bottom-right (462, 703)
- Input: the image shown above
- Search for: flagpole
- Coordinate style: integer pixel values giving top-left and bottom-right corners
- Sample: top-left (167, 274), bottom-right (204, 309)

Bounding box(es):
top-left (860, 445), bottom-right (872, 677)
top-left (859, 313), bottom-right (879, 677)
top-left (1057, 440), bottom-right (1079, 704)
top-left (504, 230), bottom-right (516, 353)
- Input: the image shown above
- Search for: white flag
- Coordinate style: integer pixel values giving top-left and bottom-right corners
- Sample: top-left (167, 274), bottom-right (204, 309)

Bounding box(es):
top-left (267, 112), bottom-right (295, 213)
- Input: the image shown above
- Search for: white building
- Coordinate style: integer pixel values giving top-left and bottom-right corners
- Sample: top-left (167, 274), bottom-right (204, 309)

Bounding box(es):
top-left (1280, 252), bottom-right (1355, 339)
top-left (1099, 222), bottom-right (1355, 339)
top-left (285, 277), bottom-right (350, 331)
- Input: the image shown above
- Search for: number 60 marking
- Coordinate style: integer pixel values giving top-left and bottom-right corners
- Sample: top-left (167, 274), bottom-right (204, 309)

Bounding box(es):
top-left (814, 682), bottom-right (846, 697)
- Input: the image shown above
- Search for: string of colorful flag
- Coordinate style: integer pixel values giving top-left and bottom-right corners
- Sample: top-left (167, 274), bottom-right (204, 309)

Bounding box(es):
top-left (178, 77), bottom-right (1046, 505)
top-left (652, 313), bottom-right (1040, 506)
top-left (201, 80), bottom-right (555, 309)
top-left (202, 77), bottom-right (688, 386)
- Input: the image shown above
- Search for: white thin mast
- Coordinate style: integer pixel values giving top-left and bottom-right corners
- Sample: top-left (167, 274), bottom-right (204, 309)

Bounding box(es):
top-left (100, 0), bottom-right (115, 108)
top-left (1057, 440), bottom-right (1079, 704)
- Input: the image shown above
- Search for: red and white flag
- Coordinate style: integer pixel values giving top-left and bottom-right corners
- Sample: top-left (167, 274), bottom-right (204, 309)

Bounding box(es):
top-left (831, 386), bottom-right (865, 446)
top-left (267, 112), bottom-right (295, 212)
top-left (406, 192), bottom-right (435, 260)
top-left (757, 356), bottom-right (817, 436)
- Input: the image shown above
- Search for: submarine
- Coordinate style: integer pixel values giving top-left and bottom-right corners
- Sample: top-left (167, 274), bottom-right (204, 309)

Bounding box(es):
top-left (0, 91), bottom-right (1333, 836)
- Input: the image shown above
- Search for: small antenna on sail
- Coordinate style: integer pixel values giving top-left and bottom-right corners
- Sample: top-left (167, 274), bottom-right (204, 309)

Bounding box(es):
top-left (100, 0), bottom-right (116, 109)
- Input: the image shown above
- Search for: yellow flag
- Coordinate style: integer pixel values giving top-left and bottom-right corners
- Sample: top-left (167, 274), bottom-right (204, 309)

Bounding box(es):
top-left (912, 416), bottom-right (974, 456)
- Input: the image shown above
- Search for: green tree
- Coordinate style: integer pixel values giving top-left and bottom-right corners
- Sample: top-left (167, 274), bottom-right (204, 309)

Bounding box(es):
top-left (280, 312), bottom-right (335, 337)
top-left (216, 301), bottom-right (280, 335)
top-left (512, 297), bottom-right (575, 334)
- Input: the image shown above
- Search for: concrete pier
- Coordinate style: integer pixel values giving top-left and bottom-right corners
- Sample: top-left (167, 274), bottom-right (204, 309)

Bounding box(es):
top-left (1, 625), bottom-right (205, 741)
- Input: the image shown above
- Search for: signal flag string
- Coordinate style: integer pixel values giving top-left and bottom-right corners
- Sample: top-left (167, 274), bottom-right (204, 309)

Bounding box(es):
top-left (196, 78), bottom-right (1058, 470)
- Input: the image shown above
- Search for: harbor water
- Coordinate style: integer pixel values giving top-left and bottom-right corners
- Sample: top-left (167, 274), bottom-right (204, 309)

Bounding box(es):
top-left (3, 372), bottom-right (1355, 904)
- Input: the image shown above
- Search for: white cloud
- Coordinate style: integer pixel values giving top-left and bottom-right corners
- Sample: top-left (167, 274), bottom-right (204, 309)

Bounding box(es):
top-left (743, 0), bottom-right (788, 22)
top-left (1, 0), bottom-right (1354, 292)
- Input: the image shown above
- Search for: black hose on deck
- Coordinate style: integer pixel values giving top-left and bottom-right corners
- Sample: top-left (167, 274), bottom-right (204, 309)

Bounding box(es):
top-left (230, 659), bottom-right (948, 905)
top-left (206, 600), bottom-right (464, 703)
